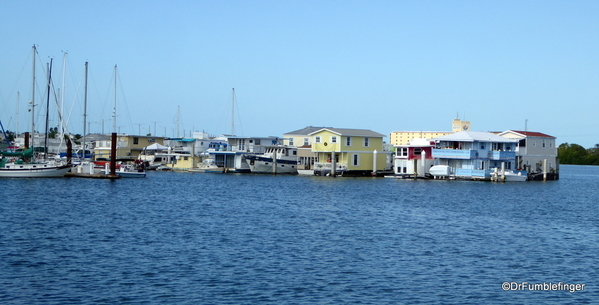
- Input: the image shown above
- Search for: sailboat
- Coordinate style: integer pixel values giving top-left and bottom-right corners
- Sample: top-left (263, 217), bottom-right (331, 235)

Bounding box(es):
top-left (0, 46), bottom-right (71, 178)
top-left (98, 65), bottom-right (146, 178)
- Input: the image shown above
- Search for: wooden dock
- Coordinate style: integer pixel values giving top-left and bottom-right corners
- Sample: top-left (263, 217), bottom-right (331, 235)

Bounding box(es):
top-left (65, 172), bottom-right (121, 179)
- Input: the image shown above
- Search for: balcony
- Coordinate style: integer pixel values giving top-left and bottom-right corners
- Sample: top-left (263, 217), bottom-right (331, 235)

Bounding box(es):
top-left (432, 149), bottom-right (478, 159)
top-left (455, 169), bottom-right (492, 179)
top-left (488, 151), bottom-right (516, 160)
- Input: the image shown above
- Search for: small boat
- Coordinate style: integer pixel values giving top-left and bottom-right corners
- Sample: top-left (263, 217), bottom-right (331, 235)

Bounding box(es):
top-left (138, 143), bottom-right (170, 170)
top-left (188, 158), bottom-right (223, 173)
top-left (101, 162), bottom-right (146, 178)
top-left (499, 170), bottom-right (528, 182)
top-left (313, 164), bottom-right (347, 176)
top-left (245, 146), bottom-right (298, 174)
top-left (429, 165), bottom-right (451, 177)
top-left (297, 169), bottom-right (315, 176)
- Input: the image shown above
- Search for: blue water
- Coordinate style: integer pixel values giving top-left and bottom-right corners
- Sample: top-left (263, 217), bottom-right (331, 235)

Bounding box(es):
top-left (1, 165), bottom-right (597, 304)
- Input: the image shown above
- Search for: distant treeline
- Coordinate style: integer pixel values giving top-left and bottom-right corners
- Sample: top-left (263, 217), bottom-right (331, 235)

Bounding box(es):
top-left (558, 143), bottom-right (599, 165)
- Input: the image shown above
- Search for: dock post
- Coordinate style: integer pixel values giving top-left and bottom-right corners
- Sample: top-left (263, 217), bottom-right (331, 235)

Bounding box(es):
top-left (501, 162), bottom-right (505, 182)
top-left (372, 150), bottom-right (378, 177)
top-left (543, 158), bottom-right (547, 181)
top-left (110, 132), bottom-right (117, 176)
top-left (66, 138), bottom-right (73, 165)
top-left (413, 158), bottom-right (418, 179)
top-left (421, 150), bottom-right (426, 179)
top-left (331, 153), bottom-right (336, 177)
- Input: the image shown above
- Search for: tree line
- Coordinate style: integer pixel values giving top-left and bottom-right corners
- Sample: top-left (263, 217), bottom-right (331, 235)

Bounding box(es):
top-left (558, 143), bottom-right (599, 165)
top-left (1, 128), bottom-right (83, 145)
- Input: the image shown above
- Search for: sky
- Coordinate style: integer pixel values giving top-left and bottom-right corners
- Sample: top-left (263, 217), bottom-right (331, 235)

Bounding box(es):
top-left (1, 0), bottom-right (598, 147)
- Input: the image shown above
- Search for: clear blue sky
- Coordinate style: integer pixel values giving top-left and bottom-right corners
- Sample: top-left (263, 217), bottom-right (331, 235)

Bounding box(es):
top-left (1, 0), bottom-right (598, 147)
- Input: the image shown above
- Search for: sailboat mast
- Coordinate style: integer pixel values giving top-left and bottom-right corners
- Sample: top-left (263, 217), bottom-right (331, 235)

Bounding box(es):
top-left (44, 58), bottom-right (53, 161)
top-left (30, 45), bottom-right (36, 148)
top-left (60, 52), bottom-right (67, 139)
top-left (16, 91), bottom-right (19, 136)
top-left (177, 105), bottom-right (181, 138)
top-left (231, 88), bottom-right (235, 136)
top-left (113, 64), bottom-right (117, 134)
top-left (83, 62), bottom-right (88, 160)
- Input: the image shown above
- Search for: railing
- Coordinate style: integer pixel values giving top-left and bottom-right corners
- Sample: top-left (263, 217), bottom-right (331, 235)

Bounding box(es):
top-left (432, 149), bottom-right (478, 159)
top-left (488, 151), bottom-right (516, 160)
top-left (314, 162), bottom-right (348, 171)
top-left (213, 144), bottom-right (265, 153)
top-left (455, 169), bottom-right (491, 178)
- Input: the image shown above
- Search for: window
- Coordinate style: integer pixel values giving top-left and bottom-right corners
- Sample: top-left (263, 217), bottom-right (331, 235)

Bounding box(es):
top-left (304, 138), bottom-right (309, 146)
top-left (353, 154), bottom-right (359, 166)
top-left (331, 136), bottom-right (337, 143)
top-left (134, 137), bottom-right (139, 145)
top-left (364, 137), bottom-right (369, 147)
top-left (346, 136), bottom-right (351, 146)
top-left (414, 148), bottom-right (422, 155)
top-left (480, 143), bottom-right (485, 150)
top-left (255, 139), bottom-right (261, 145)
top-left (289, 138), bottom-right (294, 146)
top-left (519, 139), bottom-right (526, 147)
top-left (315, 136), bottom-right (321, 143)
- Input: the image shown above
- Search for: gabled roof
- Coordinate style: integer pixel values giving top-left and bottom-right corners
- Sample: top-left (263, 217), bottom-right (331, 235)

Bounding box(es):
top-left (434, 131), bottom-right (517, 143)
top-left (144, 143), bottom-right (168, 150)
top-left (284, 126), bottom-right (334, 136)
top-left (499, 130), bottom-right (556, 139)
top-left (308, 128), bottom-right (386, 137)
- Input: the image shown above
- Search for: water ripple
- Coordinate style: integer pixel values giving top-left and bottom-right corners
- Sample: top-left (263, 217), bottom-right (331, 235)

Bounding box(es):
top-left (0, 166), bottom-right (597, 304)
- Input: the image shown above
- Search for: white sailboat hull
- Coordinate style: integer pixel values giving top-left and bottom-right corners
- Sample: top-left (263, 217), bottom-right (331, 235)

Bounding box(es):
top-left (0, 164), bottom-right (71, 178)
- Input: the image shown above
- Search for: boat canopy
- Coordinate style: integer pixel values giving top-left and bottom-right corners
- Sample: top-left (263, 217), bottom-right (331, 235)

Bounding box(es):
top-left (145, 143), bottom-right (168, 150)
top-left (1, 147), bottom-right (34, 158)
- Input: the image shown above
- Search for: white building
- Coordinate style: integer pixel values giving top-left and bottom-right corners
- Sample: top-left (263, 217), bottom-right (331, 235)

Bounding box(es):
top-left (432, 131), bottom-right (520, 180)
top-left (499, 130), bottom-right (558, 174)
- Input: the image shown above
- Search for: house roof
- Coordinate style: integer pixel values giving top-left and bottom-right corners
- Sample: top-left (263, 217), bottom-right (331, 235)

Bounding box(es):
top-left (499, 130), bottom-right (556, 139)
top-left (308, 128), bottom-right (386, 137)
top-left (434, 131), bottom-right (517, 143)
top-left (284, 126), bottom-right (334, 135)
top-left (168, 138), bottom-right (196, 142)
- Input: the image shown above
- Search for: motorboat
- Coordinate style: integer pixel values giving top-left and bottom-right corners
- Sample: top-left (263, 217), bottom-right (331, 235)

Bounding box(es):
top-left (429, 165), bottom-right (451, 177)
top-left (188, 158), bottom-right (223, 173)
top-left (500, 170), bottom-right (528, 182)
top-left (245, 146), bottom-right (298, 174)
